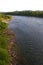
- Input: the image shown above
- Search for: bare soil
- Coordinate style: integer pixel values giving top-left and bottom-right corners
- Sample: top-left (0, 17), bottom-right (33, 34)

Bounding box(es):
top-left (4, 29), bottom-right (21, 65)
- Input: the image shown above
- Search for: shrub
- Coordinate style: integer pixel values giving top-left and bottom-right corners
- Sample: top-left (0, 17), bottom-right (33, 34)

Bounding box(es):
top-left (0, 20), bottom-right (7, 30)
top-left (0, 20), bottom-right (10, 65)
top-left (0, 48), bottom-right (10, 65)
top-left (0, 36), bottom-right (7, 49)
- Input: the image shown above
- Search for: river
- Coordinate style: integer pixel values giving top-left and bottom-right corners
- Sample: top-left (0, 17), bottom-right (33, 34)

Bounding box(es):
top-left (8, 16), bottom-right (43, 65)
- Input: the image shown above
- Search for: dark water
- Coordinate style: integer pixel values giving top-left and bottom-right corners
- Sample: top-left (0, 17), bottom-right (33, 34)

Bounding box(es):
top-left (8, 16), bottom-right (43, 65)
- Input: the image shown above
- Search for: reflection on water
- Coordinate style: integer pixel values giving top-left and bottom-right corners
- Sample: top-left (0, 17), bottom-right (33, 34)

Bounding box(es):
top-left (8, 16), bottom-right (43, 65)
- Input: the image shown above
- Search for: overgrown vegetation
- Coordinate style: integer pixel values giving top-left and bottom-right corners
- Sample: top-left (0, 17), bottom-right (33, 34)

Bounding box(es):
top-left (5, 10), bottom-right (43, 17)
top-left (0, 48), bottom-right (9, 65)
top-left (0, 14), bottom-right (10, 65)
top-left (0, 19), bottom-right (10, 65)
top-left (0, 13), bottom-right (11, 21)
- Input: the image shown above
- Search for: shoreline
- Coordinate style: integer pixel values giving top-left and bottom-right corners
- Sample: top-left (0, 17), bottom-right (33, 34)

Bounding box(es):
top-left (5, 29), bottom-right (20, 65)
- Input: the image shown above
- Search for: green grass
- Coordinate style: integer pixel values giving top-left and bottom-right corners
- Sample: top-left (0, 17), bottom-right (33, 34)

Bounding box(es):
top-left (0, 20), bottom-right (7, 30)
top-left (0, 48), bottom-right (9, 65)
top-left (0, 36), bottom-right (7, 49)
top-left (0, 20), bottom-right (10, 65)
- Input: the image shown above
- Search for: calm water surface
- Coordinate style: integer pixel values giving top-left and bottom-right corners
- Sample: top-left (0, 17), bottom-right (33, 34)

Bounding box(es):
top-left (8, 16), bottom-right (43, 65)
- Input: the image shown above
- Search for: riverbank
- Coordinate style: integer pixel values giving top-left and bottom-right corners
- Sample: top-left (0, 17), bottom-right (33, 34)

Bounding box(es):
top-left (4, 29), bottom-right (20, 65)
top-left (0, 21), bottom-right (20, 65)
top-left (0, 14), bottom-right (12, 23)
top-left (0, 15), bottom-right (20, 65)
